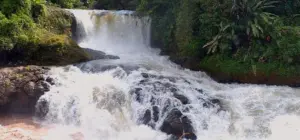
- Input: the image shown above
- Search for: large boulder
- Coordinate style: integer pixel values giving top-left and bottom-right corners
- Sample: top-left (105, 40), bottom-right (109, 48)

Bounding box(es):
top-left (160, 108), bottom-right (197, 140)
top-left (0, 66), bottom-right (53, 114)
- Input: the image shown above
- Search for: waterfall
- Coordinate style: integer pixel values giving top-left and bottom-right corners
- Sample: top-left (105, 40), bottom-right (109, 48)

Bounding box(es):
top-left (36, 10), bottom-right (300, 140)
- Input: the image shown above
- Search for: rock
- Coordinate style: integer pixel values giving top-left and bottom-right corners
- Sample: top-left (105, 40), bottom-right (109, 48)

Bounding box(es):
top-left (0, 66), bottom-right (54, 115)
top-left (181, 116), bottom-right (197, 140)
top-left (35, 98), bottom-right (49, 118)
top-left (83, 48), bottom-right (120, 60)
top-left (203, 98), bottom-right (222, 109)
top-left (23, 82), bottom-right (36, 96)
top-left (160, 109), bottom-right (183, 136)
top-left (132, 88), bottom-right (143, 103)
top-left (141, 73), bottom-right (149, 78)
top-left (106, 55), bottom-right (120, 59)
top-left (142, 109), bottom-right (151, 124)
top-left (160, 108), bottom-right (197, 139)
top-left (173, 93), bottom-right (190, 105)
top-left (195, 88), bottom-right (203, 93)
top-left (46, 77), bottom-right (55, 85)
top-left (211, 99), bottom-right (221, 106)
top-left (152, 106), bottom-right (160, 122)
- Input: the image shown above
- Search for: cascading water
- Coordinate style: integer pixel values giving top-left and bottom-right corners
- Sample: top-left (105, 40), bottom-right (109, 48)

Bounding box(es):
top-left (36, 9), bottom-right (300, 140)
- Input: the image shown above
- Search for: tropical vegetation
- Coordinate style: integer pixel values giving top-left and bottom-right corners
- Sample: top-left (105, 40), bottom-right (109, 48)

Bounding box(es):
top-left (134, 0), bottom-right (300, 79)
top-left (0, 0), bottom-right (89, 65)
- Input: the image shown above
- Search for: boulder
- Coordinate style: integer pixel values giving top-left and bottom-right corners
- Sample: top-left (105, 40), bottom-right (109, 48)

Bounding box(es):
top-left (173, 93), bottom-right (190, 105)
top-left (0, 66), bottom-right (53, 115)
top-left (142, 109), bottom-right (151, 124)
top-left (160, 108), bottom-right (197, 140)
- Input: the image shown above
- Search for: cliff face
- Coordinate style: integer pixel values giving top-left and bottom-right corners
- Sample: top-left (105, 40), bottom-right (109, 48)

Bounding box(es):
top-left (0, 66), bottom-right (54, 114)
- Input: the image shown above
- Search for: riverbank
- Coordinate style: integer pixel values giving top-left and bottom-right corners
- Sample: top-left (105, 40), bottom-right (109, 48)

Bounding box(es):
top-left (168, 53), bottom-right (300, 87)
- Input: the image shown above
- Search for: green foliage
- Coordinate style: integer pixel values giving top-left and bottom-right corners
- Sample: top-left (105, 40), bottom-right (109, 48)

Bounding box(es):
top-left (0, 37), bottom-right (13, 51)
top-left (204, 0), bottom-right (279, 54)
top-left (49, 0), bottom-right (84, 8)
top-left (0, 0), bottom-right (32, 16)
top-left (200, 54), bottom-right (300, 77)
top-left (37, 6), bottom-right (72, 35)
top-left (89, 0), bottom-right (137, 10)
top-left (135, 0), bottom-right (300, 77)
top-left (0, 1), bottom-right (89, 65)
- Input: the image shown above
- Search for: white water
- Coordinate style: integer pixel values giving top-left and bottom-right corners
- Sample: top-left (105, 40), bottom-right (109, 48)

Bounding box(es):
top-left (36, 10), bottom-right (300, 140)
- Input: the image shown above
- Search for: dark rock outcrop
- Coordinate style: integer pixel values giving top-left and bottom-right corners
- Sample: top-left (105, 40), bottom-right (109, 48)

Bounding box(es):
top-left (142, 109), bottom-right (151, 124)
top-left (35, 98), bottom-right (49, 118)
top-left (173, 93), bottom-right (190, 105)
top-left (160, 108), bottom-right (197, 140)
top-left (83, 48), bottom-right (120, 60)
top-left (0, 66), bottom-right (53, 115)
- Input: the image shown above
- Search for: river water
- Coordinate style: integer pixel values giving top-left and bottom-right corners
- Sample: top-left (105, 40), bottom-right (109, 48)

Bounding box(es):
top-left (3, 9), bottom-right (300, 140)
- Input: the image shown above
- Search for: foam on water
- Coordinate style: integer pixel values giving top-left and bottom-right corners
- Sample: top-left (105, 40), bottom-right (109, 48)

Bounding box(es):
top-left (36, 10), bottom-right (300, 140)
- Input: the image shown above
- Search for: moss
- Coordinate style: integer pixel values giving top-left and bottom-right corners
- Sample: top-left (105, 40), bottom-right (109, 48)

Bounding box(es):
top-left (4, 79), bottom-right (11, 88)
top-left (30, 33), bottom-right (90, 65)
top-left (0, 37), bottom-right (13, 51)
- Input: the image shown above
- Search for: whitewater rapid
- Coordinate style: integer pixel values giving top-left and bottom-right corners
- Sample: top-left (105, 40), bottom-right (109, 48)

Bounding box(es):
top-left (35, 10), bottom-right (300, 140)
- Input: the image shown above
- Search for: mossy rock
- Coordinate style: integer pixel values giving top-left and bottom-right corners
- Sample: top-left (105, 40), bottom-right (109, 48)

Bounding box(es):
top-left (31, 34), bottom-right (90, 66)
top-left (0, 5), bottom-right (91, 66)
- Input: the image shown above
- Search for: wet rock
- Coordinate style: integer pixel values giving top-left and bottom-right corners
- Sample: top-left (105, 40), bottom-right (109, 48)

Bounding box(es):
top-left (138, 79), bottom-right (148, 85)
top-left (160, 109), bottom-right (183, 136)
top-left (161, 99), bottom-right (172, 116)
top-left (203, 102), bottom-right (209, 108)
top-left (141, 73), bottom-right (149, 78)
top-left (195, 88), bottom-right (203, 93)
top-left (83, 48), bottom-right (120, 60)
top-left (203, 98), bottom-right (224, 111)
top-left (170, 88), bottom-right (178, 93)
top-left (35, 98), bottom-right (49, 118)
top-left (210, 99), bottom-right (221, 106)
top-left (181, 116), bottom-right (195, 136)
top-left (150, 96), bottom-right (156, 105)
top-left (132, 88), bottom-right (143, 103)
top-left (46, 77), bottom-right (55, 85)
top-left (0, 66), bottom-right (53, 115)
top-left (181, 133), bottom-right (197, 140)
top-left (160, 108), bottom-right (197, 139)
top-left (173, 93), bottom-right (190, 105)
top-left (142, 109), bottom-right (151, 124)
top-left (152, 106), bottom-right (160, 122)
top-left (184, 79), bottom-right (191, 84)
